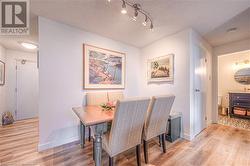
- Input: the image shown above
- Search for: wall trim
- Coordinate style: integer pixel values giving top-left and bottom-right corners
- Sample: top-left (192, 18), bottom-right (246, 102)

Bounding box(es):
top-left (182, 132), bottom-right (192, 141)
top-left (38, 136), bottom-right (79, 152)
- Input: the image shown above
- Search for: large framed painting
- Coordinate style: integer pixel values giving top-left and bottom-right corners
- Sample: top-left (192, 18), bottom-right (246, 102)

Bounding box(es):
top-left (83, 44), bottom-right (125, 89)
top-left (147, 54), bottom-right (174, 83)
top-left (0, 60), bottom-right (5, 86)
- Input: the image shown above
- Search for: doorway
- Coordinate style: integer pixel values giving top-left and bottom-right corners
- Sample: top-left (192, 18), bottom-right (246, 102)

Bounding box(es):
top-left (15, 59), bottom-right (39, 120)
top-left (217, 50), bottom-right (250, 129)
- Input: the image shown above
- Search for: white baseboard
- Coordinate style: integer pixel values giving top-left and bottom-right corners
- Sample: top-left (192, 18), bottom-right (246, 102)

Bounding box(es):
top-left (182, 132), bottom-right (192, 141)
top-left (38, 136), bottom-right (79, 152)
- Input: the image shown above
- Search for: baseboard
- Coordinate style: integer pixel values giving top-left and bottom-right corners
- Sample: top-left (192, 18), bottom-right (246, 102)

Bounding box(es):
top-left (182, 132), bottom-right (192, 141)
top-left (38, 136), bottom-right (79, 152)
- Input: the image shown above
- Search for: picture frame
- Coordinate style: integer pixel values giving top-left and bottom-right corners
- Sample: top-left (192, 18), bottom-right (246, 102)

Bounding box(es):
top-left (83, 44), bottom-right (126, 89)
top-left (0, 60), bottom-right (5, 86)
top-left (147, 54), bottom-right (174, 83)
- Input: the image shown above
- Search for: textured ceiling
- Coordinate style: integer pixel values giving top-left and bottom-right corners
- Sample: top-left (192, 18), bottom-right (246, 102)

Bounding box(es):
top-left (0, 0), bottom-right (250, 51)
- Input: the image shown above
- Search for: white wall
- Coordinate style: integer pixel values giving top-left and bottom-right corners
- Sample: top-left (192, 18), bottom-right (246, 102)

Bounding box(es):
top-left (139, 29), bottom-right (192, 139)
top-left (218, 51), bottom-right (250, 97)
top-left (0, 44), bottom-right (6, 125)
top-left (5, 50), bottom-right (37, 119)
top-left (38, 17), bottom-right (141, 151)
top-left (139, 29), bottom-right (212, 140)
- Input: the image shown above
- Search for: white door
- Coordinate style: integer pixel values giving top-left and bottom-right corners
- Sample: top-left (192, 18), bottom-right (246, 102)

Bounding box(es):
top-left (194, 46), bottom-right (207, 136)
top-left (16, 60), bottom-right (38, 120)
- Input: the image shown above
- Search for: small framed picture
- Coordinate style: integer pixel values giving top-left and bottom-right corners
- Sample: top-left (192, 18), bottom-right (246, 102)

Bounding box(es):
top-left (0, 60), bottom-right (5, 86)
top-left (147, 54), bottom-right (174, 83)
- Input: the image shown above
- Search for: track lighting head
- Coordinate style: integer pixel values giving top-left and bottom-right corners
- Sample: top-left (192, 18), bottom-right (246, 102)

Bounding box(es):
top-left (150, 22), bottom-right (154, 31)
top-left (142, 16), bottom-right (148, 26)
top-left (132, 9), bottom-right (138, 21)
top-left (121, 0), bottom-right (127, 14)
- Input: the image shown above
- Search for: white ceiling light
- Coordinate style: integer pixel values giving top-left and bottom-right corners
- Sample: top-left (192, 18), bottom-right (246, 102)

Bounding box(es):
top-left (20, 42), bottom-right (38, 50)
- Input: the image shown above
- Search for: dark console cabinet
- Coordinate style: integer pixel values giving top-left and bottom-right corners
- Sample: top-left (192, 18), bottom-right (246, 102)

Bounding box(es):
top-left (229, 92), bottom-right (250, 119)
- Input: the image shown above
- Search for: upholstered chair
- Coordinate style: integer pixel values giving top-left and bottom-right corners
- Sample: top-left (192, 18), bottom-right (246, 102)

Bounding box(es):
top-left (86, 92), bottom-right (108, 106)
top-left (84, 92), bottom-right (109, 142)
top-left (143, 95), bottom-right (175, 164)
top-left (102, 98), bottom-right (151, 166)
top-left (107, 91), bottom-right (124, 103)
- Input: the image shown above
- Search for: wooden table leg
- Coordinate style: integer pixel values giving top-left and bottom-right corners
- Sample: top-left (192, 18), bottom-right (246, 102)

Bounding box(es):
top-left (94, 132), bottom-right (102, 166)
top-left (93, 123), bottom-right (107, 166)
top-left (80, 121), bottom-right (85, 148)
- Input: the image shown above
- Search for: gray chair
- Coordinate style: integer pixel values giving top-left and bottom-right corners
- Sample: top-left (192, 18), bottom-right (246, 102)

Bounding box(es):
top-left (143, 95), bottom-right (175, 164)
top-left (102, 98), bottom-right (150, 166)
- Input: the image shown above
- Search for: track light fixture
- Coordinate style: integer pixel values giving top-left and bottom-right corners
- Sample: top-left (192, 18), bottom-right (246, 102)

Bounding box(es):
top-left (108, 0), bottom-right (154, 31)
top-left (121, 0), bottom-right (127, 14)
top-left (132, 9), bottom-right (138, 21)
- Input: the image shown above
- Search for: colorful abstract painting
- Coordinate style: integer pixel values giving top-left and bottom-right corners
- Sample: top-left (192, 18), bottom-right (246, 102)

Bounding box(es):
top-left (84, 44), bottom-right (125, 89)
top-left (148, 54), bottom-right (174, 83)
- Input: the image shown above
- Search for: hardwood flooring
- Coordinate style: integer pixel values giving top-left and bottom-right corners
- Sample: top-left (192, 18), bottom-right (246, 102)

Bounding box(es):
top-left (0, 118), bottom-right (250, 166)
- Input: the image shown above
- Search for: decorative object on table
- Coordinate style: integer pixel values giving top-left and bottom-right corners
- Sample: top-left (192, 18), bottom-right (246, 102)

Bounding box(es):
top-left (234, 68), bottom-right (250, 85)
top-left (2, 112), bottom-right (14, 125)
top-left (0, 60), bottom-right (5, 86)
top-left (100, 101), bottom-right (116, 111)
top-left (83, 44), bottom-right (125, 89)
top-left (147, 54), bottom-right (174, 83)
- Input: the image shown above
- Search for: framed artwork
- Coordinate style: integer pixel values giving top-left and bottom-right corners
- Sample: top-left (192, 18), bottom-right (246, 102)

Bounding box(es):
top-left (147, 54), bottom-right (174, 83)
top-left (83, 44), bottom-right (125, 89)
top-left (0, 60), bottom-right (5, 86)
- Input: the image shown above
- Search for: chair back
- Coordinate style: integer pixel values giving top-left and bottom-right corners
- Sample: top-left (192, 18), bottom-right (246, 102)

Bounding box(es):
top-left (144, 95), bottom-right (175, 141)
top-left (108, 91), bottom-right (124, 102)
top-left (86, 92), bottom-right (108, 106)
top-left (108, 98), bottom-right (150, 156)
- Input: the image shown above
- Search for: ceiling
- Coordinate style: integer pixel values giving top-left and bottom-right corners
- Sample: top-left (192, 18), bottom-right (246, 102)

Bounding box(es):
top-left (205, 7), bottom-right (250, 46)
top-left (0, 0), bottom-right (250, 52)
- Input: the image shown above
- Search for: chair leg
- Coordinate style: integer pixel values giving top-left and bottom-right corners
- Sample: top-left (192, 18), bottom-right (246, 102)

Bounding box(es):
top-left (88, 127), bottom-right (91, 141)
top-left (136, 145), bottom-right (141, 166)
top-left (109, 156), bottom-right (114, 166)
top-left (92, 139), bottom-right (95, 160)
top-left (158, 135), bottom-right (161, 147)
top-left (161, 133), bottom-right (166, 153)
top-left (143, 140), bottom-right (149, 164)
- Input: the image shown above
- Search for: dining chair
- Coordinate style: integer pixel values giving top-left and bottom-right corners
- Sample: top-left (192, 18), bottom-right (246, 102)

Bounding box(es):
top-left (143, 95), bottom-right (175, 164)
top-left (102, 97), bottom-right (151, 166)
top-left (85, 92), bottom-right (109, 142)
top-left (107, 92), bottom-right (124, 103)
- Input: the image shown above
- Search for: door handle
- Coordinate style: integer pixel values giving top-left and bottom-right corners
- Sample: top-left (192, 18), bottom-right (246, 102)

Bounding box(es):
top-left (195, 89), bottom-right (200, 92)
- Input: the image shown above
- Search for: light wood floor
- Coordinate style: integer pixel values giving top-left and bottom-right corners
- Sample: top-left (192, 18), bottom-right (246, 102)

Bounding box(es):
top-left (0, 118), bottom-right (250, 166)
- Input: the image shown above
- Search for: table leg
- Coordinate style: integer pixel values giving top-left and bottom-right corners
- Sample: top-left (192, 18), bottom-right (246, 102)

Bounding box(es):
top-left (94, 133), bottom-right (102, 166)
top-left (80, 121), bottom-right (85, 148)
top-left (93, 123), bottom-right (107, 166)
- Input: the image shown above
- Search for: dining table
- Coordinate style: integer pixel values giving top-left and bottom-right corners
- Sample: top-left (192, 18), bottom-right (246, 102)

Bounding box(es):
top-left (72, 106), bottom-right (114, 166)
